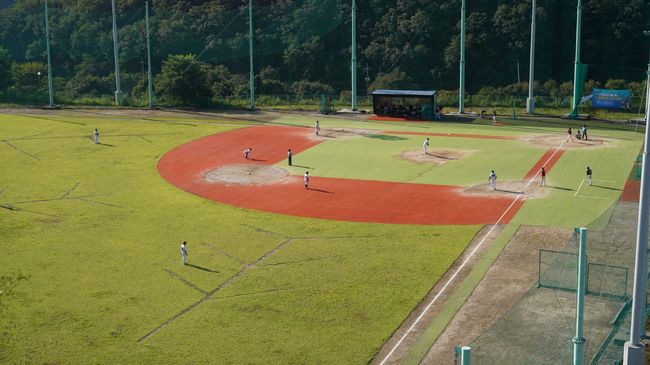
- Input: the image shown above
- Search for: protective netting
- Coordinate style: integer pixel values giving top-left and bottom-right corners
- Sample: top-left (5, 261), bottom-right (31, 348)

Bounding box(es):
top-left (469, 201), bottom-right (643, 364)
top-left (0, 1), bottom-right (647, 111)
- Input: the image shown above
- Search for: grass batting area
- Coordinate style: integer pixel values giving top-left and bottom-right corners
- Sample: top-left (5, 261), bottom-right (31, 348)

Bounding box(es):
top-left (0, 109), bottom-right (642, 364)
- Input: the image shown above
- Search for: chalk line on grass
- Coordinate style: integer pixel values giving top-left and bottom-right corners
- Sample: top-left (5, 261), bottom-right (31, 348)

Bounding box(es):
top-left (377, 142), bottom-right (564, 365)
top-left (575, 179), bottom-right (586, 197)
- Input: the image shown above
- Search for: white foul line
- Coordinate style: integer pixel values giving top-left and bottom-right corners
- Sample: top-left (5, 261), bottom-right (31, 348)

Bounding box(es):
top-left (378, 143), bottom-right (564, 365)
top-left (574, 179), bottom-right (585, 197)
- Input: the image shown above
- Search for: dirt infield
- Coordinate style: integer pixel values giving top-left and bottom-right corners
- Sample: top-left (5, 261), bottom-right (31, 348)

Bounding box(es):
top-left (314, 128), bottom-right (377, 139)
top-left (523, 134), bottom-right (615, 149)
top-left (157, 125), bottom-right (538, 225)
top-left (205, 164), bottom-right (290, 185)
top-left (462, 180), bottom-right (550, 199)
top-left (400, 149), bottom-right (470, 164)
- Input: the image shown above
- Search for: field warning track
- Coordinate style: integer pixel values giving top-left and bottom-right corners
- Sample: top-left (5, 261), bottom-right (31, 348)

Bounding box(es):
top-left (157, 125), bottom-right (539, 225)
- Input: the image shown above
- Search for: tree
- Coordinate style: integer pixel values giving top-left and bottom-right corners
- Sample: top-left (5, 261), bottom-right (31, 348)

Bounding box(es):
top-left (155, 54), bottom-right (211, 105)
top-left (0, 46), bottom-right (12, 93)
top-left (10, 62), bottom-right (47, 93)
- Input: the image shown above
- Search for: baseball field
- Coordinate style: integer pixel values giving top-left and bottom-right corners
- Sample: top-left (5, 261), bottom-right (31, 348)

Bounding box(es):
top-left (0, 109), bottom-right (642, 364)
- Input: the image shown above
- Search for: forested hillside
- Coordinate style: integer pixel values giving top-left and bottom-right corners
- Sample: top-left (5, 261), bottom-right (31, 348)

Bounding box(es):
top-left (0, 0), bottom-right (647, 105)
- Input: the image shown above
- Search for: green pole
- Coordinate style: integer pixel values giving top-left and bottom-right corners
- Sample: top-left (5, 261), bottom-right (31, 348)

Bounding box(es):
top-left (44, 0), bottom-right (54, 107)
top-left (111, 0), bottom-right (122, 105)
top-left (526, 0), bottom-right (536, 114)
top-left (248, 0), bottom-right (255, 110)
top-left (570, 0), bottom-right (582, 117)
top-left (351, 0), bottom-right (357, 111)
top-left (459, 0), bottom-right (466, 114)
top-left (145, 1), bottom-right (154, 109)
top-left (460, 346), bottom-right (471, 365)
top-left (573, 227), bottom-right (587, 365)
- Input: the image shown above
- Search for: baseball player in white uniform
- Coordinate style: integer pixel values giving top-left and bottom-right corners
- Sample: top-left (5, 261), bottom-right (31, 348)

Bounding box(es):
top-left (489, 170), bottom-right (497, 190)
top-left (93, 128), bottom-right (100, 144)
top-left (304, 171), bottom-right (309, 189)
top-left (243, 147), bottom-right (252, 159)
top-left (423, 137), bottom-right (430, 154)
top-left (180, 241), bottom-right (188, 265)
top-left (315, 120), bottom-right (321, 135)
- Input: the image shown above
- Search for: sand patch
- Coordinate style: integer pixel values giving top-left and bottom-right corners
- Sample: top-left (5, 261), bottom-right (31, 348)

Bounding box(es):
top-left (313, 128), bottom-right (378, 139)
top-left (462, 180), bottom-right (550, 199)
top-left (205, 164), bottom-right (290, 185)
top-left (522, 134), bottom-right (615, 149)
top-left (400, 149), bottom-right (469, 164)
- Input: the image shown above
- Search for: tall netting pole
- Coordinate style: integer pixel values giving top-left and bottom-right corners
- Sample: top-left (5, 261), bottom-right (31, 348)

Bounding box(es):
top-left (44, 0), bottom-right (54, 107)
top-left (569, 0), bottom-right (582, 117)
top-left (145, 1), bottom-right (154, 109)
top-left (248, 0), bottom-right (255, 110)
top-left (111, 0), bottom-right (122, 105)
top-left (572, 227), bottom-right (587, 365)
top-left (623, 31), bottom-right (650, 365)
top-left (458, 0), bottom-right (466, 114)
top-left (351, 0), bottom-right (357, 111)
top-left (526, 0), bottom-right (536, 114)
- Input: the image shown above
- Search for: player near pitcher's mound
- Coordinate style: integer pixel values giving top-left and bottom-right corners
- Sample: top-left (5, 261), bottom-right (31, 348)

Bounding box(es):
top-left (423, 137), bottom-right (430, 154)
top-left (488, 170), bottom-right (497, 190)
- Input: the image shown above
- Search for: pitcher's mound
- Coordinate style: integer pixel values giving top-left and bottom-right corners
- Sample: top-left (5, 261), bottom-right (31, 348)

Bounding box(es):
top-left (523, 134), bottom-right (614, 149)
top-left (401, 149), bottom-right (468, 164)
top-left (462, 180), bottom-right (549, 199)
top-left (205, 164), bottom-right (290, 185)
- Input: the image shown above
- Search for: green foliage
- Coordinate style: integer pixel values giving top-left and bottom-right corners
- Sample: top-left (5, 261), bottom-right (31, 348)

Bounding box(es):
top-left (0, 0), bottom-right (647, 105)
top-left (10, 62), bottom-right (47, 93)
top-left (0, 46), bottom-right (12, 92)
top-left (289, 80), bottom-right (334, 99)
top-left (155, 54), bottom-right (211, 105)
top-left (369, 69), bottom-right (414, 91)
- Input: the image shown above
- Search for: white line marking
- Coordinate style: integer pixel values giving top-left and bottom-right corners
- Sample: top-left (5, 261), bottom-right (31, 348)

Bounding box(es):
top-left (575, 179), bottom-right (585, 197)
top-left (378, 143), bottom-right (565, 365)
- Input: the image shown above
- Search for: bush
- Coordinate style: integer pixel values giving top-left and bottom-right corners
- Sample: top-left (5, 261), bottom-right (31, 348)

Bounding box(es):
top-left (10, 62), bottom-right (47, 93)
top-left (155, 54), bottom-right (211, 106)
top-left (290, 80), bottom-right (334, 99)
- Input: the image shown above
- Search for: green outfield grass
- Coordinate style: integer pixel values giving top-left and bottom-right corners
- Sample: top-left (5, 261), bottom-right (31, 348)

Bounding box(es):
top-left (0, 111), bottom-right (479, 364)
top-left (0, 110), bottom-right (642, 364)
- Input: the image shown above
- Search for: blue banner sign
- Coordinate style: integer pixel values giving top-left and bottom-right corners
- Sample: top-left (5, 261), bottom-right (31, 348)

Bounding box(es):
top-left (592, 88), bottom-right (631, 109)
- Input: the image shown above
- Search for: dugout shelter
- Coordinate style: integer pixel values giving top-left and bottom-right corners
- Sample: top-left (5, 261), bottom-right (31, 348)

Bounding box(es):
top-left (371, 90), bottom-right (437, 120)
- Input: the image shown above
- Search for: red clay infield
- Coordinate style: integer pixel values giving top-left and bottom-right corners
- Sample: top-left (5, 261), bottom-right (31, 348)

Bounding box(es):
top-left (621, 180), bottom-right (640, 202)
top-left (157, 126), bottom-right (556, 225)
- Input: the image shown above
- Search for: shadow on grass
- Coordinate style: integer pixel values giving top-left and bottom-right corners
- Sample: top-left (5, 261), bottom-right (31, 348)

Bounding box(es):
top-left (364, 134), bottom-right (408, 141)
top-left (291, 164), bottom-right (312, 169)
top-left (186, 263), bottom-right (219, 273)
top-left (547, 185), bottom-right (575, 191)
top-left (592, 185), bottom-right (622, 191)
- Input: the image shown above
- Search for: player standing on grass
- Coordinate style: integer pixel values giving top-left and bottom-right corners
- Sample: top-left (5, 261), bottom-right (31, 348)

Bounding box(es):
top-left (315, 120), bottom-right (321, 135)
top-left (586, 166), bottom-right (593, 186)
top-left (489, 170), bottom-right (497, 190)
top-left (93, 128), bottom-right (100, 144)
top-left (180, 241), bottom-right (188, 266)
top-left (492, 110), bottom-right (497, 125)
top-left (540, 167), bottom-right (546, 187)
top-left (423, 137), bottom-right (430, 154)
top-left (243, 147), bottom-right (252, 160)
top-left (304, 171), bottom-right (309, 189)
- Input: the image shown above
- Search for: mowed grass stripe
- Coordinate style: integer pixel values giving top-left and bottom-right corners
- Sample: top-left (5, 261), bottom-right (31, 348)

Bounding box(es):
top-left (0, 111), bottom-right (480, 364)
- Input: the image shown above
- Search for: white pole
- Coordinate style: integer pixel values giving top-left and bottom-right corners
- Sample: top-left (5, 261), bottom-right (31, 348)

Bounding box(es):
top-left (623, 30), bottom-right (650, 365)
top-left (573, 228), bottom-right (587, 365)
top-left (527, 0), bottom-right (536, 114)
